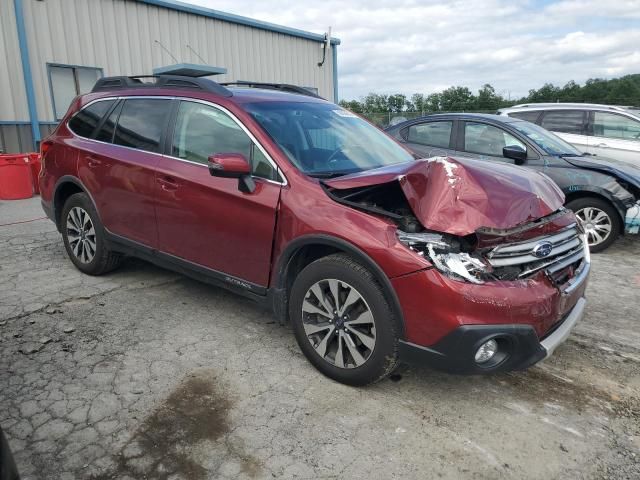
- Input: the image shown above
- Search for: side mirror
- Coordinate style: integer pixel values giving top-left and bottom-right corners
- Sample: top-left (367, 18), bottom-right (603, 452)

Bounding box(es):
top-left (208, 153), bottom-right (251, 178)
top-left (208, 153), bottom-right (256, 193)
top-left (503, 145), bottom-right (527, 164)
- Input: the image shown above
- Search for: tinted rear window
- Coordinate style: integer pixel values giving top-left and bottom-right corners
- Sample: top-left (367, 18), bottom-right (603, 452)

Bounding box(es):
top-left (68, 100), bottom-right (115, 138)
top-left (507, 111), bottom-right (541, 123)
top-left (540, 110), bottom-right (585, 135)
top-left (113, 99), bottom-right (171, 153)
top-left (95, 101), bottom-right (122, 143)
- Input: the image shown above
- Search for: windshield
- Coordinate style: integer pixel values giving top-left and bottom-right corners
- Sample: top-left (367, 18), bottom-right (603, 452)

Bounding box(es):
top-left (510, 121), bottom-right (582, 156)
top-left (245, 101), bottom-right (413, 176)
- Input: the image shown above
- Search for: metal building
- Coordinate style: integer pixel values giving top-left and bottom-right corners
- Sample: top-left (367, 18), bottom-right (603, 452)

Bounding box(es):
top-left (0, 0), bottom-right (340, 152)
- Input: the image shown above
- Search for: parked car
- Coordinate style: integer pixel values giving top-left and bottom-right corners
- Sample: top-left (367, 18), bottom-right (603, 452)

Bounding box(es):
top-left (497, 103), bottom-right (640, 163)
top-left (386, 113), bottom-right (640, 252)
top-left (40, 75), bottom-right (590, 385)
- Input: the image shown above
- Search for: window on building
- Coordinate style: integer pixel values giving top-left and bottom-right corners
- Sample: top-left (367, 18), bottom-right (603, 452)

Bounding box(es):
top-left (172, 101), bottom-right (279, 181)
top-left (49, 65), bottom-right (103, 120)
top-left (592, 112), bottom-right (640, 141)
top-left (68, 100), bottom-right (115, 138)
top-left (540, 110), bottom-right (586, 135)
top-left (113, 99), bottom-right (171, 153)
top-left (405, 121), bottom-right (453, 148)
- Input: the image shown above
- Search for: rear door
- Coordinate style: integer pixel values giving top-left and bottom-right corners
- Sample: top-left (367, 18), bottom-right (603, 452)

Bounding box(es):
top-left (398, 120), bottom-right (456, 157)
top-left (154, 99), bottom-right (282, 287)
top-left (539, 110), bottom-right (589, 153)
top-left (77, 97), bottom-right (172, 247)
top-left (587, 111), bottom-right (640, 162)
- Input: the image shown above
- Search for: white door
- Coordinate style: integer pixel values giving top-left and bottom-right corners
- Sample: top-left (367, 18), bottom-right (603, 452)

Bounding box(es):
top-left (588, 111), bottom-right (640, 163)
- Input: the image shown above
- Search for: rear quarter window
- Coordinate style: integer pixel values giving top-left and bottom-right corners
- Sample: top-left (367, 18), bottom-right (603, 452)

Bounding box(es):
top-left (68, 100), bottom-right (115, 138)
top-left (507, 111), bottom-right (541, 123)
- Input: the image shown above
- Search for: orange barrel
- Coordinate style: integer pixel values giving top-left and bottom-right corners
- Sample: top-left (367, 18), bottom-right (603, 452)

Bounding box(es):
top-left (0, 154), bottom-right (34, 200)
top-left (27, 153), bottom-right (42, 194)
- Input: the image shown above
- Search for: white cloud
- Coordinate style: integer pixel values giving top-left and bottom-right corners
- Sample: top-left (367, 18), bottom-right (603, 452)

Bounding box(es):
top-left (189, 0), bottom-right (640, 100)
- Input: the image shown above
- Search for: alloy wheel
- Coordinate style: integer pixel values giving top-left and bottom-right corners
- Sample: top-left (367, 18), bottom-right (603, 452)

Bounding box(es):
top-left (66, 207), bottom-right (97, 264)
top-left (301, 279), bottom-right (376, 369)
top-left (575, 207), bottom-right (612, 247)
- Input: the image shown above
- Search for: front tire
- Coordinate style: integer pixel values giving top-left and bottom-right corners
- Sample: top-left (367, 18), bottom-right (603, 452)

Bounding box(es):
top-left (61, 193), bottom-right (123, 275)
top-left (289, 254), bottom-right (399, 386)
top-left (566, 197), bottom-right (621, 253)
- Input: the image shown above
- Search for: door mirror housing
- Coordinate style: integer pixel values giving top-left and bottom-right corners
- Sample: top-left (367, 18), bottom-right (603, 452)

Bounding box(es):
top-left (503, 145), bottom-right (527, 164)
top-left (208, 153), bottom-right (251, 178)
top-left (208, 153), bottom-right (256, 193)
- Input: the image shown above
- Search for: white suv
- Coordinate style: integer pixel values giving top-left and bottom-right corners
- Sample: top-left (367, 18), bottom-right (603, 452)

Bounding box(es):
top-left (498, 103), bottom-right (640, 163)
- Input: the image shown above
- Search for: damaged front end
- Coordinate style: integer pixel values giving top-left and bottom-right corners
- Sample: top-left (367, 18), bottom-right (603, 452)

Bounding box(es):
top-left (324, 156), bottom-right (588, 289)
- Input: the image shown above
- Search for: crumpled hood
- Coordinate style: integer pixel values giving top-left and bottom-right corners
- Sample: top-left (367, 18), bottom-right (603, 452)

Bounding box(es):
top-left (324, 156), bottom-right (565, 236)
top-left (563, 155), bottom-right (640, 190)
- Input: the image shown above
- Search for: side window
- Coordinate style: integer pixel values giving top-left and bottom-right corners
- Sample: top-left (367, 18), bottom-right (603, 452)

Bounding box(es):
top-left (172, 101), bottom-right (279, 181)
top-left (507, 111), bottom-right (541, 123)
top-left (114, 99), bottom-right (171, 153)
top-left (464, 122), bottom-right (526, 157)
top-left (68, 100), bottom-right (115, 138)
top-left (405, 121), bottom-right (453, 148)
top-left (540, 110), bottom-right (585, 134)
top-left (95, 101), bottom-right (122, 143)
top-left (593, 112), bottom-right (640, 141)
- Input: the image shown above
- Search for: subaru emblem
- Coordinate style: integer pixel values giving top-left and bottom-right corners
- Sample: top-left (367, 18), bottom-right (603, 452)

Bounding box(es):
top-left (532, 241), bottom-right (553, 258)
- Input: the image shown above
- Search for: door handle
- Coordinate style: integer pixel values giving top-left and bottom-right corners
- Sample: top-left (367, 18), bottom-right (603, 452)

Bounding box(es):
top-left (595, 143), bottom-right (609, 148)
top-left (157, 176), bottom-right (179, 191)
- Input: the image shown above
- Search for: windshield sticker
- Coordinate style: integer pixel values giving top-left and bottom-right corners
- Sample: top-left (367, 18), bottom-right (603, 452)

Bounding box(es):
top-left (333, 109), bottom-right (358, 118)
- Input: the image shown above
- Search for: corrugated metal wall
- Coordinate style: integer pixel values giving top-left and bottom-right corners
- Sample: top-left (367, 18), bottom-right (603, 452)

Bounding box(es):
top-left (0, 124), bottom-right (55, 154)
top-left (20, 0), bottom-right (335, 123)
top-left (0, 0), bottom-right (29, 121)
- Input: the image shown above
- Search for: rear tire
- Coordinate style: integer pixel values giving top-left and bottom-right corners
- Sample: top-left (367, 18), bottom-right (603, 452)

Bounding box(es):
top-left (289, 254), bottom-right (399, 386)
top-left (566, 197), bottom-right (621, 253)
top-left (61, 193), bottom-right (122, 275)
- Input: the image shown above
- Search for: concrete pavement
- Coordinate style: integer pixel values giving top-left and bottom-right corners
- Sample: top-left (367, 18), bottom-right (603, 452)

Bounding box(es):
top-left (1, 197), bottom-right (638, 479)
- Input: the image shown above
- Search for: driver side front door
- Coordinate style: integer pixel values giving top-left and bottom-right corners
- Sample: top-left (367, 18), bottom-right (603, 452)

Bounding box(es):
top-left (154, 100), bottom-right (283, 288)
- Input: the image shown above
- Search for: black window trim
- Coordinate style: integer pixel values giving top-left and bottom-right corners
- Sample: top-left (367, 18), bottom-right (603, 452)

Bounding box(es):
top-left (401, 120), bottom-right (456, 149)
top-left (539, 109), bottom-right (587, 136)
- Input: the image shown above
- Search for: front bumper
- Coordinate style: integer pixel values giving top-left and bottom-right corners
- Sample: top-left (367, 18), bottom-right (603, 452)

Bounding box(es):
top-left (399, 296), bottom-right (586, 374)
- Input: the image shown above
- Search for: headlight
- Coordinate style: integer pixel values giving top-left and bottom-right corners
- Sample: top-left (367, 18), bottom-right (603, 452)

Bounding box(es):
top-left (397, 230), bottom-right (489, 284)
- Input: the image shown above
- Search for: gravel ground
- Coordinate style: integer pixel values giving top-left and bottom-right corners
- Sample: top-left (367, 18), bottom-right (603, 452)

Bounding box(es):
top-left (1, 197), bottom-right (638, 480)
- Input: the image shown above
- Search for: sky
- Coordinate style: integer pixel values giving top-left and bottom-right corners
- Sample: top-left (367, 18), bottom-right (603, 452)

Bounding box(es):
top-left (190, 0), bottom-right (640, 101)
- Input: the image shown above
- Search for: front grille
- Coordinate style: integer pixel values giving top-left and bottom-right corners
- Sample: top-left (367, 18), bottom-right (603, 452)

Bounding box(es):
top-left (485, 224), bottom-right (585, 280)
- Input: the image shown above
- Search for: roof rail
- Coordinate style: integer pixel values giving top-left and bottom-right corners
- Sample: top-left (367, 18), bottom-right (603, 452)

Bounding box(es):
top-left (220, 81), bottom-right (323, 99)
top-left (91, 75), bottom-right (233, 97)
top-left (509, 102), bottom-right (631, 112)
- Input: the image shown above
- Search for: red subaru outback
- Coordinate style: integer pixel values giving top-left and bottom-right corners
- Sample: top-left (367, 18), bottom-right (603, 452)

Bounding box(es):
top-left (39, 75), bottom-right (590, 385)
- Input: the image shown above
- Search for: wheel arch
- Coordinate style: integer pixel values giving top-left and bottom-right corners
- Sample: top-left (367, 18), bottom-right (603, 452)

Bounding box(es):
top-left (562, 186), bottom-right (626, 227)
top-left (271, 235), bottom-right (406, 337)
top-left (53, 176), bottom-right (100, 231)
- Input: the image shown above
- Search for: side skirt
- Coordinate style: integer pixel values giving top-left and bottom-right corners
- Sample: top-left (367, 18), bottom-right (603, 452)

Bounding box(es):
top-left (105, 231), bottom-right (274, 308)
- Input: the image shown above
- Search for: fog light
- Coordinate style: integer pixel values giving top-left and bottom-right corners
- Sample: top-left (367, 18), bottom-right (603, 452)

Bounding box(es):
top-left (475, 339), bottom-right (498, 364)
